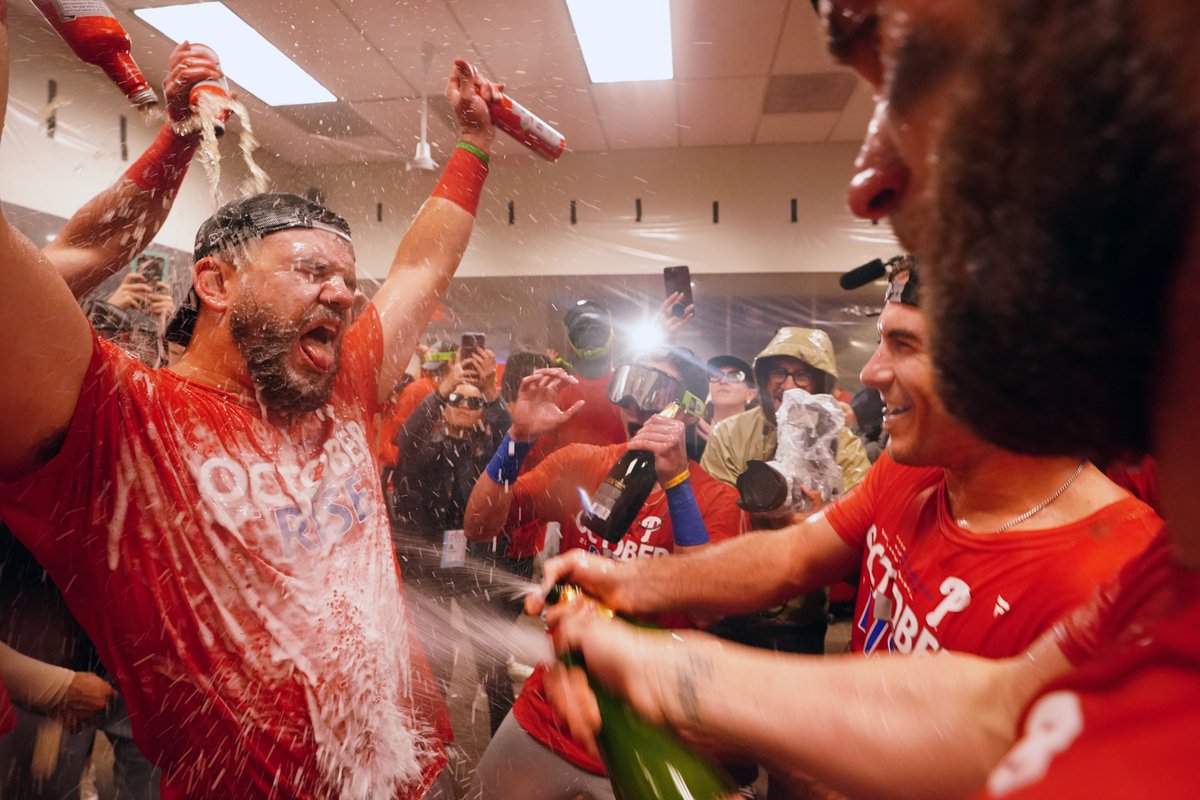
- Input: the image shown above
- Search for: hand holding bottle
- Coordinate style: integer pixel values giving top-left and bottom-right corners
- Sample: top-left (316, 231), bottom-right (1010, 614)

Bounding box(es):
top-left (544, 595), bottom-right (738, 799)
top-left (446, 57), bottom-right (499, 153)
top-left (509, 367), bottom-right (582, 442)
top-left (627, 413), bottom-right (690, 486)
top-left (528, 550), bottom-right (638, 617)
top-left (163, 42), bottom-right (231, 133)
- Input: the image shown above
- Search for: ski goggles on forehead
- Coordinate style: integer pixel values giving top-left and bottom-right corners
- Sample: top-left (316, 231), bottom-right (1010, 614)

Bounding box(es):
top-left (607, 364), bottom-right (706, 417)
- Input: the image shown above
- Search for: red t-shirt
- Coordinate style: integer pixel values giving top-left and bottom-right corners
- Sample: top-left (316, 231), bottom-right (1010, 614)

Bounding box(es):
top-left (526, 372), bottom-right (626, 468)
top-left (824, 454), bottom-right (1159, 658)
top-left (0, 307), bottom-right (449, 799)
top-left (508, 443), bottom-right (744, 774)
top-left (978, 529), bottom-right (1198, 799)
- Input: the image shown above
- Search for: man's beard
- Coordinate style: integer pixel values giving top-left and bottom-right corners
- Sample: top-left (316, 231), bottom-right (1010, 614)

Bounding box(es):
top-left (229, 295), bottom-right (342, 414)
top-left (921, 0), bottom-right (1197, 460)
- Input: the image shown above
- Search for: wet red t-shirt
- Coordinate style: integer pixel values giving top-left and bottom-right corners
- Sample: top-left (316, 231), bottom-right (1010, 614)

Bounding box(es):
top-left (508, 443), bottom-right (744, 773)
top-left (825, 454), bottom-right (1159, 658)
top-left (978, 529), bottom-right (1198, 799)
top-left (0, 307), bottom-right (449, 799)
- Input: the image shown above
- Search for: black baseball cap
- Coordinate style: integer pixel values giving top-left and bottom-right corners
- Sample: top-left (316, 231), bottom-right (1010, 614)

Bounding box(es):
top-left (706, 355), bottom-right (754, 384)
top-left (165, 193), bottom-right (353, 347)
top-left (563, 300), bottom-right (613, 357)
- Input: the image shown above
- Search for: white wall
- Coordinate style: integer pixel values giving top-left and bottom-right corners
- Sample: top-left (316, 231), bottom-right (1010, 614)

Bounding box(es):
top-left (1, 25), bottom-right (898, 280)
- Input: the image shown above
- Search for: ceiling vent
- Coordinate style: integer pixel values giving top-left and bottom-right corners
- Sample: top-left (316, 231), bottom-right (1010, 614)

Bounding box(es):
top-left (762, 72), bottom-right (858, 114)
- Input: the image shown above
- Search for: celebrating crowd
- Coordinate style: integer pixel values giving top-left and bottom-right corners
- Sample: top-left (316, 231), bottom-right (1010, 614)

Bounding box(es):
top-left (0, 0), bottom-right (1194, 798)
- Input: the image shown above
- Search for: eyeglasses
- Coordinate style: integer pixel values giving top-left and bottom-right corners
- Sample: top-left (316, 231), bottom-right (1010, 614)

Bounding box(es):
top-left (766, 366), bottom-right (816, 385)
top-left (447, 393), bottom-right (484, 410)
top-left (708, 369), bottom-right (747, 385)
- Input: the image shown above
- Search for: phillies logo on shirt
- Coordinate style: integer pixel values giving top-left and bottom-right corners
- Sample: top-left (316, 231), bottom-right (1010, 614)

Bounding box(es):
top-left (857, 526), bottom-right (973, 655)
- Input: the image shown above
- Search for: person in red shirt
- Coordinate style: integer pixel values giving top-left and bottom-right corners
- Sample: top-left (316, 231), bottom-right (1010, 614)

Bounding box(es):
top-left (463, 348), bottom-right (743, 800)
top-left (0, 28), bottom-right (503, 798)
top-left (533, 260), bottom-right (1158, 796)
top-left (525, 301), bottom-right (626, 467)
top-left (519, 2), bottom-right (1200, 798)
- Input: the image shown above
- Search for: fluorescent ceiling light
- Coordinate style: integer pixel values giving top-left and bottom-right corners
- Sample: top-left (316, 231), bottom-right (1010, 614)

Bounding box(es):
top-left (565, 0), bottom-right (673, 83)
top-left (134, 2), bottom-right (336, 106)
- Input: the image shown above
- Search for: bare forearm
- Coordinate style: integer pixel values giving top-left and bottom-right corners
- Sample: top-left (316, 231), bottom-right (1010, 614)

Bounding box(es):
top-left (464, 474), bottom-right (514, 541)
top-left (46, 128), bottom-right (199, 298)
top-left (373, 197), bottom-right (477, 399)
top-left (645, 634), bottom-right (1069, 800)
top-left (625, 526), bottom-right (821, 616)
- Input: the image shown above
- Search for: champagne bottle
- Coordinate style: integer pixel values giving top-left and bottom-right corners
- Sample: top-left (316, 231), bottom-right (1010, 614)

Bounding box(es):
top-left (546, 585), bottom-right (736, 800)
top-left (32, 0), bottom-right (158, 109)
top-left (581, 403), bottom-right (682, 543)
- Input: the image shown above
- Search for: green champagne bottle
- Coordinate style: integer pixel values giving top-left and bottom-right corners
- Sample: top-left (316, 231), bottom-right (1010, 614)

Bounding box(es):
top-left (547, 585), bottom-right (737, 800)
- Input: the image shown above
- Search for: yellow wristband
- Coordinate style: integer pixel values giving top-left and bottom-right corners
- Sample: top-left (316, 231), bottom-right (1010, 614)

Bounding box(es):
top-left (661, 469), bottom-right (691, 491)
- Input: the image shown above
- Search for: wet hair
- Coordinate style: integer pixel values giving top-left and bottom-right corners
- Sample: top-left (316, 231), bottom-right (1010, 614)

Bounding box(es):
top-left (925, 0), bottom-right (1197, 458)
top-left (501, 351), bottom-right (553, 402)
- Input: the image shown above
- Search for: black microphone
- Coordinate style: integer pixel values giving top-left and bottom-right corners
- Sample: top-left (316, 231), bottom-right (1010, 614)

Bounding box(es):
top-left (839, 258), bottom-right (886, 290)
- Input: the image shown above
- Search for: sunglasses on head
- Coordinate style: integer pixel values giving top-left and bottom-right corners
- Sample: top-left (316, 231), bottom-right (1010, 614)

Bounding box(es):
top-left (447, 392), bottom-right (484, 410)
top-left (709, 369), bottom-right (747, 385)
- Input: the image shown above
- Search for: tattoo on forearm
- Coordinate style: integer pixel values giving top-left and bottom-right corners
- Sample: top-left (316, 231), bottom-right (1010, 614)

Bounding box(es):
top-left (677, 652), bottom-right (714, 728)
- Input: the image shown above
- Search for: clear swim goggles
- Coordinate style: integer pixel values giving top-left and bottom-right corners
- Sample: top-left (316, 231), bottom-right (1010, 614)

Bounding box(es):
top-left (607, 364), bottom-right (706, 418)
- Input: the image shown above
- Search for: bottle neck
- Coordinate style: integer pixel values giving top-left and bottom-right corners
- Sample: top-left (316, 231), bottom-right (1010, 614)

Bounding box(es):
top-left (101, 51), bottom-right (154, 105)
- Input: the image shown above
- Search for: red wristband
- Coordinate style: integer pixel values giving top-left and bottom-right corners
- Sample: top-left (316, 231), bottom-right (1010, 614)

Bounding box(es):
top-left (430, 145), bottom-right (489, 215)
top-left (124, 124), bottom-right (200, 194)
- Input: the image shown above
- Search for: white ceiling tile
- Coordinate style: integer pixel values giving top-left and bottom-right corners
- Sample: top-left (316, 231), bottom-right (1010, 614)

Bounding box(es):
top-left (222, 0), bottom-right (417, 103)
top-left (676, 78), bottom-right (766, 148)
top-left (332, 0), bottom-right (485, 96)
top-left (591, 82), bottom-right (678, 151)
top-left (448, 0), bottom-right (590, 88)
top-left (828, 81), bottom-right (874, 142)
top-left (771, 0), bottom-right (844, 74)
top-left (755, 111), bottom-right (840, 144)
top-left (672, 0), bottom-right (789, 80)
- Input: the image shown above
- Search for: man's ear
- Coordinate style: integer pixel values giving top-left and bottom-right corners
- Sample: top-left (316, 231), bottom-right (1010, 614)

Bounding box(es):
top-left (193, 256), bottom-right (236, 313)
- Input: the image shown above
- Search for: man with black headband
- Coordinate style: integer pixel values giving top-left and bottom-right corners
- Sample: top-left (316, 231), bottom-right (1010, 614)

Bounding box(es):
top-left (533, 256), bottom-right (1159, 796)
top-left (0, 14), bottom-right (501, 793)
top-left (462, 353), bottom-right (743, 800)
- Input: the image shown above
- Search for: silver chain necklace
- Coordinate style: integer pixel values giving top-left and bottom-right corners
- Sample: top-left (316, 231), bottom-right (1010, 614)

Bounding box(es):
top-left (956, 460), bottom-right (1087, 533)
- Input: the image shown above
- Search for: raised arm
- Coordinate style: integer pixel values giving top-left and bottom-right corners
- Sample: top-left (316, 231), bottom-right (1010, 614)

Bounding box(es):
top-left (371, 58), bottom-right (498, 402)
top-left (531, 509), bottom-right (861, 618)
top-left (549, 612), bottom-right (1071, 800)
top-left (0, 13), bottom-right (94, 479)
top-left (464, 368), bottom-right (582, 541)
top-left (44, 42), bottom-right (220, 297)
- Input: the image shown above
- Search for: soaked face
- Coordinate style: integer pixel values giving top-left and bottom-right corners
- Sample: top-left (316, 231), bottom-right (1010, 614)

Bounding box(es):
top-left (825, 0), bottom-right (1197, 458)
top-left (860, 303), bottom-right (978, 467)
top-left (228, 229), bottom-right (356, 414)
top-left (763, 356), bottom-right (817, 406)
top-left (444, 382), bottom-right (484, 430)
